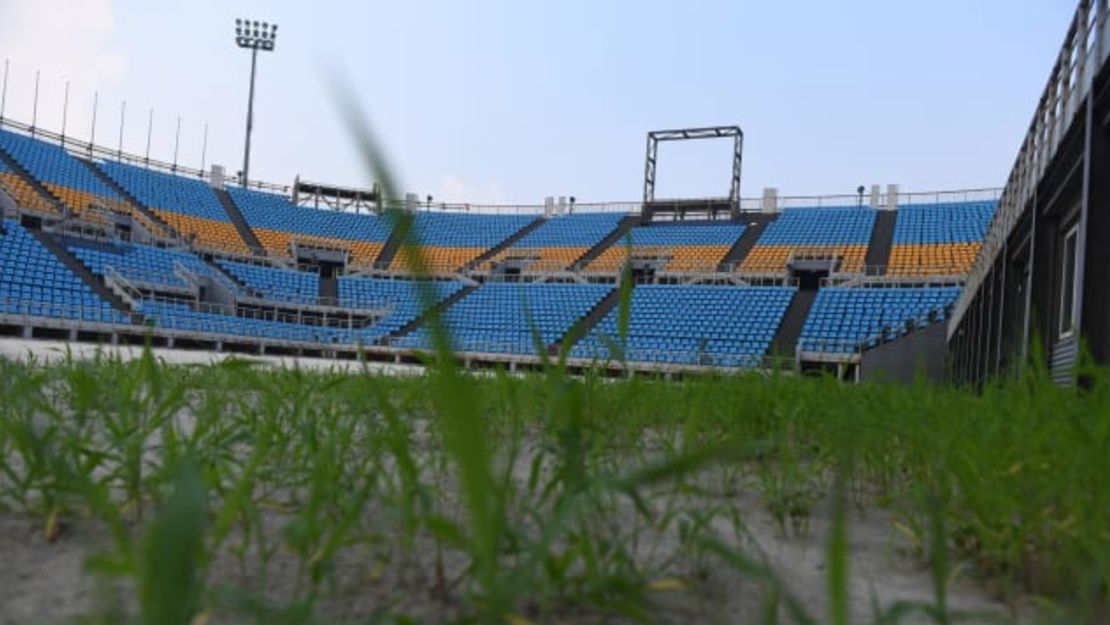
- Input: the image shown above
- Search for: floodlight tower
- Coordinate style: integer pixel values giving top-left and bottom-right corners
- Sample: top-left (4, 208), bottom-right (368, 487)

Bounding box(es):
top-left (234, 18), bottom-right (278, 186)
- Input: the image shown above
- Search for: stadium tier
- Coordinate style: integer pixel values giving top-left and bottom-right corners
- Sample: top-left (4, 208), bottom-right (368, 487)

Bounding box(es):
top-left (0, 156), bottom-right (58, 214)
top-left (389, 212), bottom-right (537, 272)
top-left (339, 276), bottom-right (467, 341)
top-left (97, 160), bottom-right (250, 255)
top-left (66, 238), bottom-right (243, 296)
top-left (741, 207), bottom-right (875, 273)
top-left (218, 260), bottom-right (320, 305)
top-left (572, 285), bottom-right (795, 367)
top-left (0, 129), bottom-right (146, 228)
top-left (227, 187), bottom-right (392, 264)
top-left (138, 299), bottom-right (345, 344)
top-left (886, 202), bottom-right (996, 276)
top-left (482, 211), bottom-right (625, 271)
top-left (585, 222), bottom-right (745, 273)
top-left (394, 282), bottom-right (612, 354)
top-left (0, 220), bottom-right (129, 324)
top-left (0, 127), bottom-right (1001, 370)
top-left (798, 286), bottom-right (960, 353)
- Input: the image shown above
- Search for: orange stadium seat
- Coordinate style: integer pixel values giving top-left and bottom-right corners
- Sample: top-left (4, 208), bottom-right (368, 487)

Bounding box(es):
top-left (153, 209), bottom-right (252, 256)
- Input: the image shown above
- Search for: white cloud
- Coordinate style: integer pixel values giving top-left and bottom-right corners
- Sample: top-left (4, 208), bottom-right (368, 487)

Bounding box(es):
top-left (0, 0), bottom-right (126, 133)
top-left (435, 175), bottom-right (507, 205)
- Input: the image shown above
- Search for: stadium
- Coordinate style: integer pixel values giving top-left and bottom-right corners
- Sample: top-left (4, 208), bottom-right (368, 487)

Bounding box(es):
top-left (0, 1), bottom-right (1108, 624)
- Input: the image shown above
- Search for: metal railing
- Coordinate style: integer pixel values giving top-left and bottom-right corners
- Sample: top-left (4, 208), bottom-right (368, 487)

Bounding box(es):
top-left (950, 0), bottom-right (1110, 336)
top-left (0, 117), bottom-right (290, 195)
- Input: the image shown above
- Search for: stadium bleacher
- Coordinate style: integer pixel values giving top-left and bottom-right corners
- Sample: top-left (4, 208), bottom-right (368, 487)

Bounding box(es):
top-left (887, 202), bottom-right (995, 276)
top-left (741, 207), bottom-right (875, 273)
top-left (798, 286), bottom-right (960, 353)
top-left (0, 219), bottom-right (129, 324)
top-left (219, 260), bottom-right (320, 305)
top-left (586, 222), bottom-right (745, 273)
top-left (395, 282), bottom-right (612, 354)
top-left (0, 128), bottom-right (997, 371)
top-left (66, 238), bottom-right (243, 296)
top-left (0, 157), bottom-right (58, 214)
top-left (389, 212), bottom-right (536, 272)
top-left (227, 187), bottom-right (391, 264)
top-left (97, 160), bottom-right (250, 255)
top-left (0, 129), bottom-right (139, 226)
top-left (139, 299), bottom-right (343, 344)
top-left (339, 276), bottom-right (467, 342)
top-left (482, 212), bottom-right (625, 271)
top-left (573, 285), bottom-right (795, 367)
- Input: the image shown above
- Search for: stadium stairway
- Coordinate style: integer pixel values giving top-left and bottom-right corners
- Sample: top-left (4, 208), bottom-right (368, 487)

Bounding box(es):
top-left (767, 288), bottom-right (818, 362)
top-left (206, 259), bottom-right (264, 298)
top-left (552, 287), bottom-right (621, 356)
top-left (0, 148), bottom-right (67, 214)
top-left (83, 160), bottom-right (179, 238)
top-left (214, 188), bottom-right (266, 256)
top-left (719, 213), bottom-right (778, 270)
top-left (319, 271), bottom-right (338, 304)
top-left (864, 210), bottom-right (897, 274)
top-left (372, 214), bottom-right (410, 269)
top-left (572, 215), bottom-right (642, 269)
top-left (466, 216), bottom-right (547, 269)
top-left (28, 228), bottom-right (133, 314)
top-left (385, 283), bottom-right (480, 341)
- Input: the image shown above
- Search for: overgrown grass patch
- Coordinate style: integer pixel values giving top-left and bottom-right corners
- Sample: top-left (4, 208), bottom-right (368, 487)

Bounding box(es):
top-left (0, 352), bottom-right (1107, 624)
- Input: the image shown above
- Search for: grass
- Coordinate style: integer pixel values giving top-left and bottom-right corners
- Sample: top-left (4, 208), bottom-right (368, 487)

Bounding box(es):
top-left (0, 350), bottom-right (1108, 624)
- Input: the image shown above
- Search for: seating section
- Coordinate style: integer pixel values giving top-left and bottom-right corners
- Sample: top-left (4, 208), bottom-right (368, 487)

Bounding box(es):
top-left (484, 212), bottom-right (625, 271)
top-left (572, 285), bottom-right (795, 367)
top-left (0, 220), bottom-right (129, 324)
top-left (396, 282), bottom-right (612, 354)
top-left (97, 160), bottom-right (248, 255)
top-left (887, 201), bottom-right (996, 276)
top-left (228, 187), bottom-right (391, 264)
top-left (799, 286), bottom-right (961, 353)
top-left (66, 239), bottom-right (242, 295)
top-left (219, 260), bottom-right (320, 305)
top-left (389, 212), bottom-right (536, 272)
top-left (0, 129), bottom-right (138, 226)
top-left (339, 276), bottom-right (467, 342)
top-left (139, 300), bottom-right (343, 344)
top-left (742, 208), bottom-right (876, 273)
top-left (586, 223), bottom-right (745, 273)
top-left (0, 157), bottom-right (58, 214)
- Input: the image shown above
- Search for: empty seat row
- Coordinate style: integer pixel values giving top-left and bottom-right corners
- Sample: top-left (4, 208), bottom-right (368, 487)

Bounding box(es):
top-left (573, 285), bottom-right (795, 367)
top-left (219, 260), bottom-right (320, 305)
top-left (0, 220), bottom-right (129, 324)
top-left (586, 223), bottom-right (746, 273)
top-left (395, 282), bottom-right (611, 355)
top-left (339, 276), bottom-right (467, 341)
top-left (67, 238), bottom-right (242, 295)
top-left (485, 212), bottom-right (626, 271)
top-left (799, 286), bottom-right (960, 353)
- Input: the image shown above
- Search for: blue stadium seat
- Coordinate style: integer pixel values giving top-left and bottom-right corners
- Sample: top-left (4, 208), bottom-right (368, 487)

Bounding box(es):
top-left (798, 286), bottom-right (960, 353)
top-left (0, 219), bottom-right (130, 324)
top-left (395, 282), bottom-right (612, 355)
top-left (573, 285), bottom-right (795, 367)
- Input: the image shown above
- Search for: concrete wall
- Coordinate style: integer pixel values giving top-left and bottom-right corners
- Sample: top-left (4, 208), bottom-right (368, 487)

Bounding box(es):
top-left (861, 323), bottom-right (947, 384)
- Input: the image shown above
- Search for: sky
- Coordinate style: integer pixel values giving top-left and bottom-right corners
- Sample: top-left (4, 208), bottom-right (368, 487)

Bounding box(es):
top-left (0, 0), bottom-right (1076, 205)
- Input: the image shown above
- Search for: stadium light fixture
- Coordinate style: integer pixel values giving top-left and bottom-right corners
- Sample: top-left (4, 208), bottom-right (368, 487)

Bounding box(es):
top-left (234, 18), bottom-right (279, 186)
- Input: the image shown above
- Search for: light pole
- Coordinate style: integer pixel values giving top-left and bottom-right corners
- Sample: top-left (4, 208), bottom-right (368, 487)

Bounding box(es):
top-left (234, 18), bottom-right (278, 186)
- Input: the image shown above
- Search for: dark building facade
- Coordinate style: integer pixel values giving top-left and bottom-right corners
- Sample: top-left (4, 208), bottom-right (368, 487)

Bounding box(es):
top-left (949, 0), bottom-right (1110, 384)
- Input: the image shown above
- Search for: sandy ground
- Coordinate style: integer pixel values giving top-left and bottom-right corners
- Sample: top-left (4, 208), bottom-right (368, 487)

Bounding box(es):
top-left (0, 338), bottom-right (1031, 623)
top-left (0, 493), bottom-right (1026, 625)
